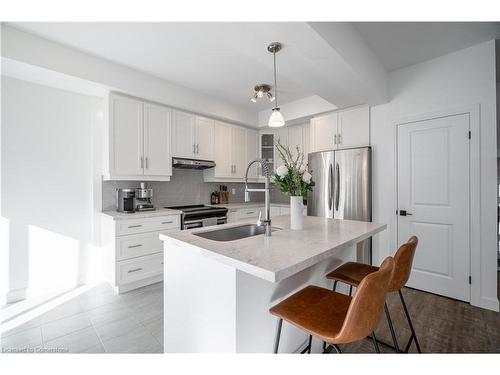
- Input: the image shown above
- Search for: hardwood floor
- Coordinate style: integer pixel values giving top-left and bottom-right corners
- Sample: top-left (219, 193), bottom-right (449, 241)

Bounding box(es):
top-left (340, 274), bottom-right (500, 353)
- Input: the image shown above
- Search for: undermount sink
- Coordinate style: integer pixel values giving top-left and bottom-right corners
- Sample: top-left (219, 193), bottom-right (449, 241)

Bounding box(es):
top-left (193, 224), bottom-right (280, 242)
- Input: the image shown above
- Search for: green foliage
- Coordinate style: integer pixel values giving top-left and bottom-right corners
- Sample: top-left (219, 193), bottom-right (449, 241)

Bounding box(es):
top-left (273, 140), bottom-right (315, 198)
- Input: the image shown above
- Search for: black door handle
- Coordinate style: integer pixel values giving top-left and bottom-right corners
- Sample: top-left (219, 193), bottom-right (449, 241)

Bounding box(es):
top-left (399, 210), bottom-right (413, 216)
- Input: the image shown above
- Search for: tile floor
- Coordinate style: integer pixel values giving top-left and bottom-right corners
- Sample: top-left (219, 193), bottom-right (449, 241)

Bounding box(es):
top-left (1, 282), bottom-right (163, 354)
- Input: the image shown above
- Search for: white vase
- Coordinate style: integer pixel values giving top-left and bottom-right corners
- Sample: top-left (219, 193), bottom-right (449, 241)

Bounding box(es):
top-left (290, 196), bottom-right (304, 230)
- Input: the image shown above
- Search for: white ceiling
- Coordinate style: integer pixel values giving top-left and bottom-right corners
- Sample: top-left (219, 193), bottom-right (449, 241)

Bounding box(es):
top-left (8, 22), bottom-right (311, 111)
top-left (353, 22), bottom-right (500, 71)
top-left (7, 22), bottom-right (500, 113)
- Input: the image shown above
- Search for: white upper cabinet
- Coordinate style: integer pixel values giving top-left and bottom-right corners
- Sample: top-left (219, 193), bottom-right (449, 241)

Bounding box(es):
top-left (195, 116), bottom-right (214, 160)
top-left (231, 126), bottom-right (247, 178)
top-left (106, 93), bottom-right (172, 181)
top-left (310, 105), bottom-right (370, 153)
top-left (337, 106), bottom-right (370, 148)
top-left (172, 111), bottom-right (214, 160)
top-left (143, 103), bottom-right (172, 176)
top-left (212, 121), bottom-right (233, 178)
top-left (172, 110), bottom-right (195, 159)
top-left (246, 129), bottom-right (259, 179)
top-left (310, 112), bottom-right (338, 152)
top-left (109, 94), bottom-right (144, 176)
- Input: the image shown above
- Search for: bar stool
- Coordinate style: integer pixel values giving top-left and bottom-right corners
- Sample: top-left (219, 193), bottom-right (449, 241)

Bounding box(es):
top-left (269, 257), bottom-right (395, 354)
top-left (326, 236), bottom-right (421, 353)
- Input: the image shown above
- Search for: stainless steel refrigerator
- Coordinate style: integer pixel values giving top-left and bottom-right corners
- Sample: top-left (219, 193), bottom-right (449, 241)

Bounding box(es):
top-left (307, 147), bottom-right (372, 264)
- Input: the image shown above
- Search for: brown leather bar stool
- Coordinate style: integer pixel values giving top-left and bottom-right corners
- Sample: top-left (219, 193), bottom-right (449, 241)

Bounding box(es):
top-left (270, 257), bottom-right (395, 354)
top-left (326, 236), bottom-right (421, 353)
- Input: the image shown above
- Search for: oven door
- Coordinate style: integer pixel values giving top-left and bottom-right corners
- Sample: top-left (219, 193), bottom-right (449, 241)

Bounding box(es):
top-left (183, 216), bottom-right (227, 230)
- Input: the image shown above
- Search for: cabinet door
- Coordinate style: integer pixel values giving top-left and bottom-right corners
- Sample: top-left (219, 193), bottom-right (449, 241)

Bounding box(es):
top-left (109, 94), bottom-right (144, 175)
top-left (303, 123), bottom-right (311, 159)
top-left (274, 128), bottom-right (289, 167)
top-left (310, 112), bottom-right (337, 152)
top-left (231, 126), bottom-right (247, 178)
top-left (337, 106), bottom-right (370, 148)
top-left (213, 121), bottom-right (233, 177)
top-left (259, 132), bottom-right (275, 178)
top-left (246, 129), bottom-right (259, 179)
top-left (195, 116), bottom-right (214, 160)
top-left (143, 103), bottom-right (172, 176)
top-left (288, 125), bottom-right (305, 162)
top-left (172, 110), bottom-right (195, 158)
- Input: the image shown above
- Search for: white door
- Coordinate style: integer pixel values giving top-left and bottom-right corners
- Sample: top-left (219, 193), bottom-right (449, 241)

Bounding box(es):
top-left (246, 129), bottom-right (259, 179)
top-left (143, 103), bottom-right (171, 176)
top-left (109, 94), bottom-right (144, 175)
top-left (172, 110), bottom-right (195, 159)
top-left (310, 112), bottom-right (337, 152)
top-left (195, 116), bottom-right (214, 160)
top-left (397, 113), bottom-right (470, 302)
top-left (337, 106), bottom-right (370, 148)
top-left (213, 121), bottom-right (233, 177)
top-left (231, 126), bottom-right (247, 178)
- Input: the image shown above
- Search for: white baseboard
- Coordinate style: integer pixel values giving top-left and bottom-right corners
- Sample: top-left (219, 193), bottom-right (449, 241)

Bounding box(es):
top-left (5, 287), bottom-right (27, 304)
top-left (474, 296), bottom-right (500, 312)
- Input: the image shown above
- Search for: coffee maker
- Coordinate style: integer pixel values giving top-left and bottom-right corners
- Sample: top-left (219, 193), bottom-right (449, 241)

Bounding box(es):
top-left (135, 182), bottom-right (155, 211)
top-left (116, 188), bottom-right (135, 213)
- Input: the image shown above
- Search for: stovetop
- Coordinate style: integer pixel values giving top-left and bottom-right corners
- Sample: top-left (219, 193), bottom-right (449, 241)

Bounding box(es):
top-left (165, 204), bottom-right (222, 213)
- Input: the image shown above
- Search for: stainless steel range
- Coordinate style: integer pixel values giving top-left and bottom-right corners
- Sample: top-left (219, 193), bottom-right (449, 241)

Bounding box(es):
top-left (165, 205), bottom-right (228, 230)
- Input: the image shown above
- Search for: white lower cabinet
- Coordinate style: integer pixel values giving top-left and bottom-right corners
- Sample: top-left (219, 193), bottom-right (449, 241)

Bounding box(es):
top-left (101, 213), bottom-right (180, 293)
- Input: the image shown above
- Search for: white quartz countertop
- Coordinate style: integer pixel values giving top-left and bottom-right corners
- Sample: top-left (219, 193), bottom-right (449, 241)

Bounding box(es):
top-left (210, 202), bottom-right (292, 210)
top-left (102, 208), bottom-right (181, 220)
top-left (160, 216), bottom-right (386, 283)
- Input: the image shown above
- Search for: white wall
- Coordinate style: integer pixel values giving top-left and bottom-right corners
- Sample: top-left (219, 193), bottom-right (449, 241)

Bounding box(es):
top-left (1, 76), bottom-right (102, 302)
top-left (371, 40), bottom-right (499, 311)
top-left (1, 25), bottom-right (257, 127)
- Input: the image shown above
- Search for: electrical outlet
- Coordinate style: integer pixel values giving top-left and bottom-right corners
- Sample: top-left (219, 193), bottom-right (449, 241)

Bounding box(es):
top-left (231, 188), bottom-right (236, 195)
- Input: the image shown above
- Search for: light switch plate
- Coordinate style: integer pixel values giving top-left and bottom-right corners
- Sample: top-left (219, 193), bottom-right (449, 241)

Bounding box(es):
top-left (231, 188), bottom-right (236, 195)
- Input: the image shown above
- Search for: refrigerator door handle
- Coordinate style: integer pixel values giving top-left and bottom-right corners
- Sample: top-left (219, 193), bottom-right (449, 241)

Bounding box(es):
top-left (328, 164), bottom-right (333, 211)
top-left (335, 163), bottom-right (340, 211)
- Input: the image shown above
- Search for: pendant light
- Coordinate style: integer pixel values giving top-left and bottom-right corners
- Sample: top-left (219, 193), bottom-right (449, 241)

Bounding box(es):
top-left (267, 42), bottom-right (285, 128)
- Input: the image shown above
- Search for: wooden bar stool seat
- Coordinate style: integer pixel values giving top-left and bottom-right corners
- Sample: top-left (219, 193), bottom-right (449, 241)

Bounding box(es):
top-left (325, 236), bottom-right (421, 353)
top-left (270, 257), bottom-right (395, 354)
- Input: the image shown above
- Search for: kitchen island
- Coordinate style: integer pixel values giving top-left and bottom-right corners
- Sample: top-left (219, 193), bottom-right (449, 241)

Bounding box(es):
top-left (160, 215), bottom-right (386, 353)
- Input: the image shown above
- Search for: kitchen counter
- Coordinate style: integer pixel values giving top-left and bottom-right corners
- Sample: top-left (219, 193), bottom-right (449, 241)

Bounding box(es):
top-left (101, 207), bottom-right (181, 220)
top-left (161, 215), bottom-right (385, 283)
top-left (209, 202), bottom-right (292, 210)
top-left (161, 216), bottom-right (386, 353)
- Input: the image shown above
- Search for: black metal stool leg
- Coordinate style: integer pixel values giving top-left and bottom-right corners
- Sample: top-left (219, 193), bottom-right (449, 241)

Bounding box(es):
top-left (398, 290), bottom-right (422, 353)
top-left (348, 285), bottom-right (353, 296)
top-left (323, 343), bottom-right (342, 354)
top-left (274, 319), bottom-right (283, 354)
top-left (307, 335), bottom-right (312, 353)
top-left (332, 280), bottom-right (338, 291)
top-left (371, 332), bottom-right (381, 353)
top-left (384, 302), bottom-right (400, 353)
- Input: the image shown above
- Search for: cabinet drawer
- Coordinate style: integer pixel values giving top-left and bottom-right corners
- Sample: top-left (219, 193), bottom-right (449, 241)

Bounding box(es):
top-left (116, 231), bottom-right (164, 261)
top-left (116, 252), bottom-right (163, 285)
top-left (239, 207), bottom-right (263, 219)
top-left (116, 215), bottom-right (180, 235)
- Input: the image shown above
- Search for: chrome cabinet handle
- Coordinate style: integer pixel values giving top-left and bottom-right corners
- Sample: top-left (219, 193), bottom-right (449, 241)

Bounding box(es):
top-left (335, 163), bottom-right (340, 211)
top-left (145, 157), bottom-right (148, 169)
top-left (196, 144), bottom-right (199, 154)
top-left (328, 164), bottom-right (333, 211)
top-left (247, 211), bottom-right (255, 214)
top-left (193, 144), bottom-right (196, 154)
top-left (140, 157), bottom-right (144, 168)
top-left (128, 268), bottom-right (143, 273)
top-left (161, 221), bottom-right (173, 224)
top-left (128, 224), bottom-right (142, 228)
top-left (128, 244), bottom-right (143, 249)
top-left (337, 133), bottom-right (341, 144)
top-left (334, 134), bottom-right (337, 145)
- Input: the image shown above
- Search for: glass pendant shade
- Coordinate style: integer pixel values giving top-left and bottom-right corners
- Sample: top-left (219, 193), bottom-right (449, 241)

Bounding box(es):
top-left (268, 108), bottom-right (285, 127)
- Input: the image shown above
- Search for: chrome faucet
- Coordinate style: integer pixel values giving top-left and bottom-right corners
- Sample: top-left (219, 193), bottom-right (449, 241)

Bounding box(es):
top-left (244, 159), bottom-right (272, 237)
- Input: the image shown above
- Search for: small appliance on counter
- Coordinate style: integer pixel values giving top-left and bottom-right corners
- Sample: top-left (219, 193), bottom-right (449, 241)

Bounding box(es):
top-left (116, 188), bottom-right (135, 213)
top-left (135, 182), bottom-right (155, 211)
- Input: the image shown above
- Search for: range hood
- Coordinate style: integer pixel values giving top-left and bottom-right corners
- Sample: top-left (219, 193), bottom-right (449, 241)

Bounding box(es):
top-left (172, 157), bottom-right (216, 170)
